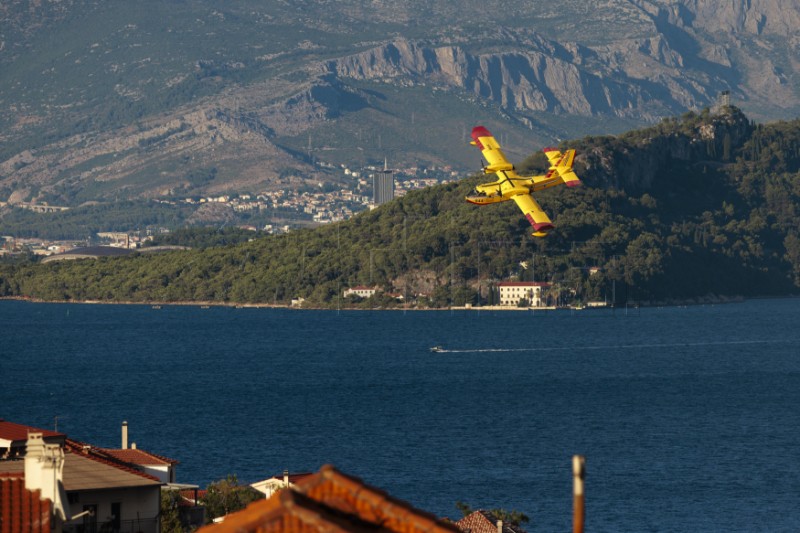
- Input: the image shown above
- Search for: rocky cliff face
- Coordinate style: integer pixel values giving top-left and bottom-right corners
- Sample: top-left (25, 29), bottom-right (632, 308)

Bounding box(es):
top-left (577, 107), bottom-right (754, 193)
top-left (669, 0), bottom-right (800, 35)
top-left (323, 34), bottom-right (713, 121)
top-left (2, 0), bottom-right (799, 207)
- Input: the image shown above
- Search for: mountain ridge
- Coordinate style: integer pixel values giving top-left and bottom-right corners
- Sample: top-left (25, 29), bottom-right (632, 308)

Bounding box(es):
top-left (2, 1), bottom-right (799, 208)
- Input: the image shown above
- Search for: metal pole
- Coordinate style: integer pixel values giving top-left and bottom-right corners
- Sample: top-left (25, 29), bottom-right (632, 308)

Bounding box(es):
top-left (573, 455), bottom-right (585, 533)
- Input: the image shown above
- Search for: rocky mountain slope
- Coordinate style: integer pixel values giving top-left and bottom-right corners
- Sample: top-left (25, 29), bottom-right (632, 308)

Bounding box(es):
top-left (1, 0), bottom-right (799, 207)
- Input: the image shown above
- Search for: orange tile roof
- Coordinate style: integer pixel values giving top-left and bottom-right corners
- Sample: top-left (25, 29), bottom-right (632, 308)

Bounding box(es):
top-left (179, 489), bottom-right (207, 507)
top-left (454, 511), bottom-right (528, 533)
top-left (198, 464), bottom-right (460, 533)
top-left (0, 420), bottom-right (64, 442)
top-left (269, 473), bottom-right (314, 484)
top-left (0, 476), bottom-right (52, 533)
top-left (63, 440), bottom-right (162, 488)
top-left (201, 489), bottom-right (385, 533)
top-left (100, 448), bottom-right (179, 466)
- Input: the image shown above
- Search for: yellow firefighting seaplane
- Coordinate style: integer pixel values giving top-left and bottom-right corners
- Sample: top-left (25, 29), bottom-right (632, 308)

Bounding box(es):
top-left (466, 126), bottom-right (582, 237)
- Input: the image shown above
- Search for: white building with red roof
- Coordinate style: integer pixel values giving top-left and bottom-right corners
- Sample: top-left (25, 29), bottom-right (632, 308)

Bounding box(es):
top-left (0, 420), bottom-right (169, 533)
top-left (0, 431), bottom-right (66, 532)
top-left (100, 447), bottom-right (178, 483)
top-left (0, 419), bottom-right (66, 459)
top-left (250, 470), bottom-right (314, 499)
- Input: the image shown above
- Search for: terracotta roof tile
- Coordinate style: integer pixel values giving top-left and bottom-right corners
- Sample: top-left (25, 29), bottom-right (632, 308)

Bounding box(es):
top-left (179, 489), bottom-right (206, 507)
top-left (455, 511), bottom-right (528, 533)
top-left (198, 464), bottom-right (460, 533)
top-left (63, 440), bottom-right (162, 487)
top-left (0, 477), bottom-right (52, 533)
top-left (0, 420), bottom-right (64, 442)
top-left (99, 448), bottom-right (179, 466)
top-left (295, 465), bottom-right (458, 533)
top-left (200, 489), bottom-right (386, 533)
top-left (267, 473), bottom-right (314, 484)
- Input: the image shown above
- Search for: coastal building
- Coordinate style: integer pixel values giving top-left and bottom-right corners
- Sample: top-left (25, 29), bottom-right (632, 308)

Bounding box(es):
top-left (98, 421), bottom-right (180, 483)
top-left (250, 470), bottom-right (313, 499)
top-left (0, 419), bottom-right (186, 533)
top-left (0, 432), bottom-right (66, 532)
top-left (0, 469), bottom-right (54, 533)
top-left (496, 281), bottom-right (551, 307)
top-left (199, 464), bottom-right (460, 533)
top-left (343, 285), bottom-right (378, 298)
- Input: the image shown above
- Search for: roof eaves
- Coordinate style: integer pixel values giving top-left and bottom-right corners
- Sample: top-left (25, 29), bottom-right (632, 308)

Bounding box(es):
top-left (296, 464), bottom-right (459, 533)
top-left (100, 448), bottom-right (179, 465)
top-left (64, 439), bottom-right (162, 483)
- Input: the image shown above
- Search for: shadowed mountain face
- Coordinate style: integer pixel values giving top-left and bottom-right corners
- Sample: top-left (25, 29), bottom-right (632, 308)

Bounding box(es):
top-left (1, 0), bottom-right (799, 205)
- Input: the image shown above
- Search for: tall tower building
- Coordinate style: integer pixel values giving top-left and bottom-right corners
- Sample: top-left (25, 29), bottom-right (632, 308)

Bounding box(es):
top-left (373, 158), bottom-right (394, 205)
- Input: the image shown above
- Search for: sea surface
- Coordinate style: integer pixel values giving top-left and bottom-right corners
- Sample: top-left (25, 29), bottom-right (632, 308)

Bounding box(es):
top-left (2, 299), bottom-right (799, 532)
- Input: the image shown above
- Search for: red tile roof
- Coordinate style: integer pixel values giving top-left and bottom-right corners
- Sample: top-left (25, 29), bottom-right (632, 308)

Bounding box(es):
top-left (179, 489), bottom-right (207, 507)
top-left (455, 511), bottom-right (528, 533)
top-left (0, 420), bottom-right (64, 442)
top-left (201, 487), bottom-right (382, 533)
top-left (267, 472), bottom-right (314, 484)
top-left (199, 464), bottom-right (460, 533)
top-left (99, 448), bottom-right (179, 466)
top-left (64, 440), bottom-right (162, 485)
top-left (0, 476), bottom-right (52, 533)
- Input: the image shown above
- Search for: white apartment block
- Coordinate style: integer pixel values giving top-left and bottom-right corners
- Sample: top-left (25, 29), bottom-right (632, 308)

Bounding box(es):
top-left (496, 281), bottom-right (550, 307)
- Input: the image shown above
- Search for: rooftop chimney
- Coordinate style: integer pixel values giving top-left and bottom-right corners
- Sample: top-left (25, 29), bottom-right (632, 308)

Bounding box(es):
top-left (283, 469), bottom-right (289, 487)
top-left (497, 519), bottom-right (503, 533)
top-left (121, 421), bottom-right (128, 450)
top-left (25, 432), bottom-right (69, 521)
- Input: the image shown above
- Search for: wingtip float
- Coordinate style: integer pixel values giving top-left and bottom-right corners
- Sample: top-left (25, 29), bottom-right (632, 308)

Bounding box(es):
top-left (466, 126), bottom-right (582, 237)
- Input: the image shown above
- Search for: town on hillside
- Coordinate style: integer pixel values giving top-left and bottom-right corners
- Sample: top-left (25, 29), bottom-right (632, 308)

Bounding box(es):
top-left (0, 163), bottom-right (459, 259)
top-left (0, 419), bottom-right (586, 533)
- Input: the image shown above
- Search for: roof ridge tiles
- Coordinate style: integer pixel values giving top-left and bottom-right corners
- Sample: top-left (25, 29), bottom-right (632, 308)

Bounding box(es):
top-left (296, 464), bottom-right (459, 532)
top-left (197, 464), bottom-right (461, 533)
top-left (99, 447), bottom-right (180, 465)
top-left (64, 439), bottom-right (162, 483)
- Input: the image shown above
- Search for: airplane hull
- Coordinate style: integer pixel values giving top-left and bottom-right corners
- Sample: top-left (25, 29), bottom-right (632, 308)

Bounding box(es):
top-left (465, 195), bottom-right (508, 205)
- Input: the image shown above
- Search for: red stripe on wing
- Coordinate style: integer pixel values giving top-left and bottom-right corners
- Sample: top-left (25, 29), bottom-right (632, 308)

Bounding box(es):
top-left (471, 126), bottom-right (492, 150)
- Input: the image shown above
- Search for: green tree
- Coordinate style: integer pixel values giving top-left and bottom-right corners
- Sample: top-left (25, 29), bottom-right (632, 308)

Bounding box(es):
top-left (160, 490), bottom-right (185, 533)
top-left (202, 475), bottom-right (263, 523)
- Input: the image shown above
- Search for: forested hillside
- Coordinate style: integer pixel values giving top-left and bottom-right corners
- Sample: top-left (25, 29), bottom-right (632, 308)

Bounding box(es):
top-left (2, 107), bottom-right (799, 307)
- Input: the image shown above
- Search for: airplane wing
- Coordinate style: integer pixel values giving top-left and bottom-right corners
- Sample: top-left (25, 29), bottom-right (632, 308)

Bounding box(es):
top-left (471, 126), bottom-right (514, 173)
top-left (512, 193), bottom-right (554, 237)
top-left (543, 147), bottom-right (581, 188)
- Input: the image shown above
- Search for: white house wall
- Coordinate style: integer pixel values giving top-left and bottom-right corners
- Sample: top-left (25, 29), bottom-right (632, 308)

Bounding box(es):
top-left (65, 486), bottom-right (160, 533)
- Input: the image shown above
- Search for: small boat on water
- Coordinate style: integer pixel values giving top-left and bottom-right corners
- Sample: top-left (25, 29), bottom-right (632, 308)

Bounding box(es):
top-left (429, 346), bottom-right (444, 353)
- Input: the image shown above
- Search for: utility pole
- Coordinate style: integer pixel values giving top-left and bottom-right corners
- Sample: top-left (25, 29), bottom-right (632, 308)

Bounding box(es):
top-left (573, 455), bottom-right (586, 533)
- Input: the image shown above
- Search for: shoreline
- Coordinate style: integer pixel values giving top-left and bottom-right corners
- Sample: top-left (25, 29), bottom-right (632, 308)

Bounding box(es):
top-left (1, 294), bottom-right (788, 311)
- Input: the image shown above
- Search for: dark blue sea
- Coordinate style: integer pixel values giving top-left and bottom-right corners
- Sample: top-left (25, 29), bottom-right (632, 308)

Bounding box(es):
top-left (2, 299), bottom-right (800, 532)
